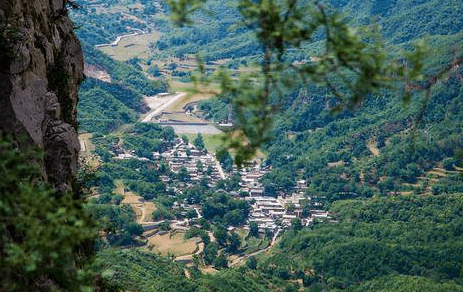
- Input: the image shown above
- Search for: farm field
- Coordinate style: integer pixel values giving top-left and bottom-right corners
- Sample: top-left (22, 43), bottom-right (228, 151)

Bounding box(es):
top-left (115, 180), bottom-right (157, 223)
top-left (148, 232), bottom-right (198, 256)
top-left (98, 32), bottom-right (160, 61)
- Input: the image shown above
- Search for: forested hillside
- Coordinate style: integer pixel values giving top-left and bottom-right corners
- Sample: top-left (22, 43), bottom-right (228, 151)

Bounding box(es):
top-left (68, 0), bottom-right (463, 291)
top-left (265, 194), bottom-right (463, 290)
top-left (77, 45), bottom-right (167, 133)
top-left (196, 0), bottom-right (463, 201)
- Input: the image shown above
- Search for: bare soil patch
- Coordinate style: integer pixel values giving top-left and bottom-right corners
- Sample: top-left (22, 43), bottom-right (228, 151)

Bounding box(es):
top-left (84, 63), bottom-right (112, 83)
top-left (367, 141), bottom-right (380, 156)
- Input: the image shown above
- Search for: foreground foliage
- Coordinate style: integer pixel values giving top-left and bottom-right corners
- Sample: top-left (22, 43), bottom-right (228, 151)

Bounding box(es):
top-left (0, 134), bottom-right (96, 292)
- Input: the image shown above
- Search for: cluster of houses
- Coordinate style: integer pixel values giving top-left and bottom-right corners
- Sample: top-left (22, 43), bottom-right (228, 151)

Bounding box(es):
top-left (238, 165), bottom-right (333, 234)
top-left (109, 134), bottom-right (333, 235)
top-left (155, 138), bottom-right (226, 186)
top-left (246, 194), bottom-right (333, 234)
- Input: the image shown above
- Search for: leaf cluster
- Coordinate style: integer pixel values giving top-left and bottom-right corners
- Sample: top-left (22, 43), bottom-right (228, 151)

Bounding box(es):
top-left (0, 134), bottom-right (96, 292)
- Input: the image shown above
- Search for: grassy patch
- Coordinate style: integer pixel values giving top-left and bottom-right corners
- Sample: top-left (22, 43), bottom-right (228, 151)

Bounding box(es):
top-left (244, 237), bottom-right (261, 254)
top-left (183, 133), bottom-right (226, 154)
top-left (258, 238), bottom-right (270, 249)
top-left (235, 227), bottom-right (248, 238)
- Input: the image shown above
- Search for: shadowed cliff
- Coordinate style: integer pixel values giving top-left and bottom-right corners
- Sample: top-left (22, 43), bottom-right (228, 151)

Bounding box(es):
top-left (0, 0), bottom-right (83, 192)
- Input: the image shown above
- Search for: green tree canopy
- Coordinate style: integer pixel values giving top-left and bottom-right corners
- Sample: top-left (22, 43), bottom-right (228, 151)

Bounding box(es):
top-left (193, 133), bottom-right (205, 151)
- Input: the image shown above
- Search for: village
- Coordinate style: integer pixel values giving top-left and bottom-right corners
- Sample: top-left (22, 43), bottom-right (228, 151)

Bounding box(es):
top-left (89, 90), bottom-right (335, 260)
top-left (77, 88), bottom-right (337, 266)
top-left (110, 131), bottom-right (334, 235)
top-left (144, 135), bottom-right (334, 235)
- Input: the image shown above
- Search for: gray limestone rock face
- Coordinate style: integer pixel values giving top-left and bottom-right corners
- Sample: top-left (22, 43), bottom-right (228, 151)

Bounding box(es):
top-left (0, 0), bottom-right (83, 192)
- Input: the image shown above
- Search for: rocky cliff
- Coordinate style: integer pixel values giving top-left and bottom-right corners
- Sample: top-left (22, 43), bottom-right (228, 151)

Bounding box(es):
top-left (0, 0), bottom-right (83, 192)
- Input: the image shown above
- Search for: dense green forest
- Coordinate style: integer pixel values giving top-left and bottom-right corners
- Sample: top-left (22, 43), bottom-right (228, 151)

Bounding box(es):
top-left (263, 194), bottom-right (463, 290)
top-left (0, 134), bottom-right (97, 291)
top-left (54, 0), bottom-right (463, 291)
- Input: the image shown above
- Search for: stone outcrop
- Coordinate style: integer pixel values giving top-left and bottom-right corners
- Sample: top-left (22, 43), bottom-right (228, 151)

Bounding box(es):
top-left (0, 0), bottom-right (83, 192)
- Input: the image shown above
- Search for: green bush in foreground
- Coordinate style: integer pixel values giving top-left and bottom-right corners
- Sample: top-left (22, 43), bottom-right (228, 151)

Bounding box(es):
top-left (0, 134), bottom-right (96, 292)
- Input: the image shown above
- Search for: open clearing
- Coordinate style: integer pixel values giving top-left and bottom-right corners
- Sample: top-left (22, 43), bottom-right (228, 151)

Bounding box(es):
top-left (367, 141), bottom-right (380, 156)
top-left (148, 232), bottom-right (197, 256)
top-left (98, 32), bottom-right (160, 61)
top-left (199, 266), bottom-right (218, 274)
top-left (84, 63), bottom-right (112, 83)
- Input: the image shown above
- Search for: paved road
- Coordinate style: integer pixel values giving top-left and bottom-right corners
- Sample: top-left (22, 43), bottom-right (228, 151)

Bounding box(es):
top-left (141, 92), bottom-right (186, 123)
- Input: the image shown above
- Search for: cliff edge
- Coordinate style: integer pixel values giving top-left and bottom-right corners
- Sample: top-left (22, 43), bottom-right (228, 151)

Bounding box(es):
top-left (0, 0), bottom-right (83, 192)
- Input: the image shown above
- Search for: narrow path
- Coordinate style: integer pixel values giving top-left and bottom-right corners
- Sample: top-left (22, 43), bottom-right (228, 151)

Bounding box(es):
top-left (140, 203), bottom-right (146, 223)
top-left (141, 92), bottom-right (187, 123)
top-left (194, 207), bottom-right (202, 219)
top-left (229, 240), bottom-right (276, 267)
top-left (271, 229), bottom-right (281, 246)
